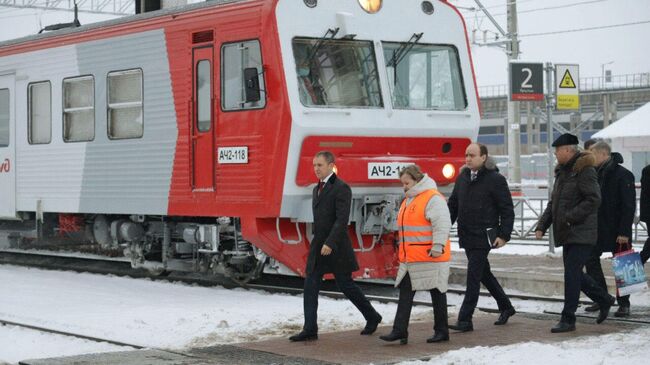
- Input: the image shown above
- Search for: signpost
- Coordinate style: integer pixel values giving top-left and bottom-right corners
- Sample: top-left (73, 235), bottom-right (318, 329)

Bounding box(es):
top-left (510, 62), bottom-right (544, 101)
top-left (555, 64), bottom-right (580, 110)
top-left (509, 62), bottom-right (543, 184)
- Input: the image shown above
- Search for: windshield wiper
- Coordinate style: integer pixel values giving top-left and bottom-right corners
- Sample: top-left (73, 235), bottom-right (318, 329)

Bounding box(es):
top-left (305, 27), bottom-right (340, 65)
top-left (387, 32), bottom-right (424, 68)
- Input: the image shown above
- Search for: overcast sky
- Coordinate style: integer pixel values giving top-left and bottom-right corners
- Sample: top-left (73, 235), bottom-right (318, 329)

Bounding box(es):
top-left (1, 0), bottom-right (649, 87)
top-left (451, 0), bottom-right (650, 86)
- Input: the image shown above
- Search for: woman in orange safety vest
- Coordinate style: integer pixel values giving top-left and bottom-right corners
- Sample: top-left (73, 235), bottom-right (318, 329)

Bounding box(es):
top-left (380, 164), bottom-right (452, 344)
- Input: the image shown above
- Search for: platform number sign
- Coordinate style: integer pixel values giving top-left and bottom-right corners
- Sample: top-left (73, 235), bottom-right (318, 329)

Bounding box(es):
top-left (510, 62), bottom-right (544, 101)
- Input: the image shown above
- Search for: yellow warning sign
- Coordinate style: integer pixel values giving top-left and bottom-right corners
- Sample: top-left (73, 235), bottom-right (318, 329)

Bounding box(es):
top-left (557, 95), bottom-right (580, 110)
top-left (559, 70), bottom-right (576, 88)
top-left (556, 64), bottom-right (580, 110)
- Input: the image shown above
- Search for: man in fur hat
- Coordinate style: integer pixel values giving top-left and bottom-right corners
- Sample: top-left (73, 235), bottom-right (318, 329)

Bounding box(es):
top-left (535, 133), bottom-right (615, 333)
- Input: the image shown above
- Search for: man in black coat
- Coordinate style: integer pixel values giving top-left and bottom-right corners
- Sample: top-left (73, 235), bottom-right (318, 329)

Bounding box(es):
top-left (448, 143), bottom-right (516, 332)
top-left (289, 151), bottom-right (382, 342)
top-left (535, 133), bottom-right (615, 333)
top-left (641, 164), bottom-right (650, 265)
top-left (584, 141), bottom-right (636, 317)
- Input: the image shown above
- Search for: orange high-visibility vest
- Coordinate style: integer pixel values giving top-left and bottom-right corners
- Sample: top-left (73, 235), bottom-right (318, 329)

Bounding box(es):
top-left (397, 189), bottom-right (451, 263)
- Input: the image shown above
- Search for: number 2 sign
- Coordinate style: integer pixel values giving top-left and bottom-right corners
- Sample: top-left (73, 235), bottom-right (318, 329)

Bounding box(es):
top-left (510, 62), bottom-right (544, 101)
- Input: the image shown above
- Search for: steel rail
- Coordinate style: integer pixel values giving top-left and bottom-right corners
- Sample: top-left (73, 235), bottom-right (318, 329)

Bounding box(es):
top-left (0, 318), bottom-right (145, 349)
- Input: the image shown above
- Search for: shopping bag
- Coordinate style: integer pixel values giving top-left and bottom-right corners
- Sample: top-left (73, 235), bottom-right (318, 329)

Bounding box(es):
top-left (612, 248), bottom-right (648, 296)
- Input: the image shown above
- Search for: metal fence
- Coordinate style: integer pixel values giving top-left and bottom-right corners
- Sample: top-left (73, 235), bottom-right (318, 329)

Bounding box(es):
top-left (508, 193), bottom-right (648, 244)
top-left (478, 73), bottom-right (650, 99)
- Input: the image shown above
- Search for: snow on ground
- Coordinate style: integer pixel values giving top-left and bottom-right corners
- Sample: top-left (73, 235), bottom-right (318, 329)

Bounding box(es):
top-left (450, 239), bottom-right (560, 256)
top-left (0, 264), bottom-right (426, 363)
top-left (397, 326), bottom-right (650, 365)
top-left (0, 325), bottom-right (127, 364)
top-left (1, 264), bottom-right (649, 364)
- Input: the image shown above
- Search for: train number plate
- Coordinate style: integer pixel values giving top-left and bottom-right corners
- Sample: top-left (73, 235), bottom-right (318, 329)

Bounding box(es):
top-left (218, 147), bottom-right (248, 164)
top-left (368, 162), bottom-right (414, 180)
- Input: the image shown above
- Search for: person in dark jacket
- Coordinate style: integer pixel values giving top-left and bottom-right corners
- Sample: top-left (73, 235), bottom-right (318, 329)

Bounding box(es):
top-left (535, 133), bottom-right (615, 333)
top-left (641, 164), bottom-right (650, 264)
top-left (290, 151), bottom-right (382, 342)
top-left (447, 143), bottom-right (516, 332)
top-left (583, 141), bottom-right (636, 317)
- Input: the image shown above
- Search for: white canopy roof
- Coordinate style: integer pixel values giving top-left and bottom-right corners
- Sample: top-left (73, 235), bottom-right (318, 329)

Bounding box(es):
top-left (593, 102), bottom-right (650, 139)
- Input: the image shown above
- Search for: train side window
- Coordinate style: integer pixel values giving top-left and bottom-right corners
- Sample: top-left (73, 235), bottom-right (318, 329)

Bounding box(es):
top-left (0, 89), bottom-right (8, 147)
top-left (28, 81), bottom-right (52, 144)
top-left (63, 75), bottom-right (95, 142)
top-left (197, 60), bottom-right (211, 132)
top-left (221, 40), bottom-right (266, 111)
top-left (107, 69), bottom-right (143, 139)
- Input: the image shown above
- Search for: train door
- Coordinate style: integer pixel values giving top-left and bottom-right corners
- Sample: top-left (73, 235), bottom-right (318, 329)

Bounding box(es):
top-left (191, 46), bottom-right (215, 191)
top-left (0, 74), bottom-right (16, 218)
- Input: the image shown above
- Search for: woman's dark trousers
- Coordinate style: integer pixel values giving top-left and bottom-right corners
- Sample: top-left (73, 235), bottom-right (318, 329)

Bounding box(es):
top-left (391, 272), bottom-right (448, 336)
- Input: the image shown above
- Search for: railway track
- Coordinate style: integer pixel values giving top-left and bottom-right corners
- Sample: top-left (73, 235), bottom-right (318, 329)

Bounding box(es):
top-left (0, 318), bottom-right (144, 349)
top-left (2, 248), bottom-right (649, 328)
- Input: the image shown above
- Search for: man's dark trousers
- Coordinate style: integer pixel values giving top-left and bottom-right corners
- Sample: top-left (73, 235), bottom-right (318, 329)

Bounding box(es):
top-left (585, 247), bottom-right (630, 306)
top-left (303, 270), bottom-right (376, 333)
top-left (641, 237), bottom-right (650, 264)
top-left (457, 248), bottom-right (513, 321)
top-left (562, 244), bottom-right (613, 323)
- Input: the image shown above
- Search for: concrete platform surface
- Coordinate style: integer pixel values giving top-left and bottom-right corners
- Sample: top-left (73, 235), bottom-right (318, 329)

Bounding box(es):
top-left (19, 346), bottom-right (335, 365)
top-left (239, 313), bottom-right (628, 365)
top-left (19, 313), bottom-right (631, 365)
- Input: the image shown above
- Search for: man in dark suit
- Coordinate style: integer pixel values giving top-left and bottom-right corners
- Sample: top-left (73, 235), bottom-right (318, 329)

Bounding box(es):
top-left (289, 151), bottom-right (382, 342)
top-left (641, 164), bottom-right (650, 265)
top-left (447, 143), bottom-right (516, 332)
top-left (584, 141), bottom-right (636, 317)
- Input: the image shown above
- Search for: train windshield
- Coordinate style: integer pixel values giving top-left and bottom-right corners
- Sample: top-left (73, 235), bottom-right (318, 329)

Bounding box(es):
top-left (382, 42), bottom-right (467, 111)
top-left (292, 38), bottom-right (383, 108)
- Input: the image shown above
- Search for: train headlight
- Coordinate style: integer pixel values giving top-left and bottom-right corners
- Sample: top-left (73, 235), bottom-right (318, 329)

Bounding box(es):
top-left (303, 0), bottom-right (317, 8)
top-left (442, 163), bottom-right (456, 180)
top-left (358, 0), bottom-right (382, 14)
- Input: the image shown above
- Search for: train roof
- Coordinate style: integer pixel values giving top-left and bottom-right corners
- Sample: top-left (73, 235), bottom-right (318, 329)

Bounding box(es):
top-left (0, 0), bottom-right (255, 50)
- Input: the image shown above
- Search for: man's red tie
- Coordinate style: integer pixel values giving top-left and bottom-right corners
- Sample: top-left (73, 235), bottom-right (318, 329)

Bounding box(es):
top-left (318, 181), bottom-right (324, 195)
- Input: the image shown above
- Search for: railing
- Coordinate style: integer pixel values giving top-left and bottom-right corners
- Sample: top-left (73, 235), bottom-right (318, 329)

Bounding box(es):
top-left (450, 185), bottom-right (648, 250)
top-left (478, 73), bottom-right (650, 99)
top-left (477, 84), bottom-right (508, 98)
top-left (502, 188), bottom-right (647, 244)
top-left (581, 73), bottom-right (650, 92)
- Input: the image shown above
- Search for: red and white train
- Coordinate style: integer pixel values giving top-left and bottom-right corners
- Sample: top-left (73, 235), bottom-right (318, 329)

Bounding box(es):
top-left (0, 0), bottom-right (479, 283)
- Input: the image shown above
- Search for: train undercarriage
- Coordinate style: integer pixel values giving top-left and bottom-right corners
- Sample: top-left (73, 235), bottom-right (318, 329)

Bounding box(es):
top-left (1, 213), bottom-right (268, 285)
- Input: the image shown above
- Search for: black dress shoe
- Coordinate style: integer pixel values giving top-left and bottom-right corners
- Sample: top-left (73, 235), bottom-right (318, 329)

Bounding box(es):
top-left (360, 314), bottom-right (382, 335)
top-left (426, 331), bottom-right (449, 343)
top-left (494, 307), bottom-right (516, 325)
top-left (597, 296), bottom-right (616, 324)
top-left (614, 305), bottom-right (630, 318)
top-left (289, 331), bottom-right (318, 342)
top-left (584, 303), bottom-right (600, 312)
top-left (379, 331), bottom-right (408, 345)
top-left (551, 321), bottom-right (576, 333)
top-left (448, 321), bottom-right (473, 332)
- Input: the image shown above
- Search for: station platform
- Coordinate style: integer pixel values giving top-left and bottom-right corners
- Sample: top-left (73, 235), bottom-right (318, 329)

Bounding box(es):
top-left (449, 250), bottom-right (619, 297)
top-left (20, 312), bottom-right (636, 365)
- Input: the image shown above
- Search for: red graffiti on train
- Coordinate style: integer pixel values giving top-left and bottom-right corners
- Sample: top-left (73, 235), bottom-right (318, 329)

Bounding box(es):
top-left (0, 159), bottom-right (10, 173)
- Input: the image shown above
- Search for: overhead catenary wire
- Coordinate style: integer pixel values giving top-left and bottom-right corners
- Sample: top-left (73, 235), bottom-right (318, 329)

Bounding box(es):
top-left (462, 0), bottom-right (609, 18)
top-left (519, 19), bottom-right (650, 37)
